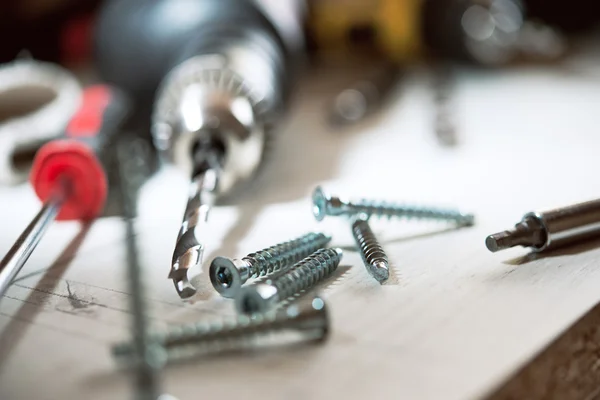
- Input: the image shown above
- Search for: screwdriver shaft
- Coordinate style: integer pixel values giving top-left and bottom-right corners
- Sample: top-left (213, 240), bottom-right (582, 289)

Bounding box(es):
top-left (0, 194), bottom-right (62, 297)
top-left (117, 140), bottom-right (164, 400)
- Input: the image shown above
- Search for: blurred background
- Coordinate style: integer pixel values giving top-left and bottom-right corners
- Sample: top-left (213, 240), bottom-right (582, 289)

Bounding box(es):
top-left (1, 0), bottom-right (599, 181)
top-left (2, 2), bottom-right (600, 400)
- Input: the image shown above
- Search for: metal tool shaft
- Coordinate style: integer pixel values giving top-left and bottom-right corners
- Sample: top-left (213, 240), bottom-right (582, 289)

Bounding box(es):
top-left (486, 198), bottom-right (600, 253)
top-left (0, 195), bottom-right (62, 297)
top-left (170, 168), bottom-right (218, 299)
top-left (117, 139), bottom-right (166, 400)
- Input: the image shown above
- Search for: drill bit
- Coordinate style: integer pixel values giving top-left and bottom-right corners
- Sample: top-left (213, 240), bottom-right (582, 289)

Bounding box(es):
top-left (169, 168), bottom-right (218, 299)
top-left (169, 138), bottom-right (222, 299)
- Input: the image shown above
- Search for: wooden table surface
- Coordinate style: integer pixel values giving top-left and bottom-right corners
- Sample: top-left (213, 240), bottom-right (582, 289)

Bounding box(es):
top-left (1, 49), bottom-right (600, 399)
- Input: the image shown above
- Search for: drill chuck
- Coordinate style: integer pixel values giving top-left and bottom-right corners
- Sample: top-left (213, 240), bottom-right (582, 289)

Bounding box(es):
top-left (96, 0), bottom-right (297, 196)
top-left (152, 23), bottom-right (289, 195)
top-left (95, 0), bottom-right (302, 298)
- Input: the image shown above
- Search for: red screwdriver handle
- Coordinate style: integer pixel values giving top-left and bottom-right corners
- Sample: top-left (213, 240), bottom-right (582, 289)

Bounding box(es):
top-left (30, 85), bottom-right (130, 221)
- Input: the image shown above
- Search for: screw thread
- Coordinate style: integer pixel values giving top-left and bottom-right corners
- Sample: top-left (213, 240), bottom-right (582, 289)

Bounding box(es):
top-left (270, 248), bottom-right (342, 300)
top-left (243, 232), bottom-right (331, 278)
top-left (352, 217), bottom-right (389, 282)
top-left (113, 298), bottom-right (327, 359)
top-left (349, 200), bottom-right (474, 225)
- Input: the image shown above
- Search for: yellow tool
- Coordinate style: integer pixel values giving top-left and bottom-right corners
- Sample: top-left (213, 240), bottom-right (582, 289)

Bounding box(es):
top-left (307, 0), bottom-right (423, 61)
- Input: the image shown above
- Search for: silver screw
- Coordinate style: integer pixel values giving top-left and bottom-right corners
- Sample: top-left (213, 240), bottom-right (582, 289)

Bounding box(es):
top-left (235, 248), bottom-right (342, 315)
top-left (117, 139), bottom-right (168, 400)
top-left (112, 295), bottom-right (329, 361)
top-left (352, 214), bottom-right (389, 283)
top-left (209, 232), bottom-right (331, 298)
top-left (312, 186), bottom-right (475, 226)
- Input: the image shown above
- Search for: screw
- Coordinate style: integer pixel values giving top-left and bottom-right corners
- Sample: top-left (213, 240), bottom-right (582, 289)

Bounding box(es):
top-left (117, 139), bottom-right (168, 400)
top-left (312, 186), bottom-right (475, 226)
top-left (352, 214), bottom-right (389, 283)
top-left (112, 295), bottom-right (329, 361)
top-left (235, 248), bottom-right (342, 315)
top-left (209, 232), bottom-right (331, 298)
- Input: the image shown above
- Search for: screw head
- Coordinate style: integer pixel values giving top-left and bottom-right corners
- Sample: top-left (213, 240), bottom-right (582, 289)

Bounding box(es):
top-left (209, 257), bottom-right (247, 298)
top-left (312, 186), bottom-right (329, 221)
top-left (235, 284), bottom-right (278, 314)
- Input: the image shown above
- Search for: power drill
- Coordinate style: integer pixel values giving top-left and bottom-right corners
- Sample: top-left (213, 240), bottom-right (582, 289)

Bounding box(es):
top-left (95, 0), bottom-right (304, 298)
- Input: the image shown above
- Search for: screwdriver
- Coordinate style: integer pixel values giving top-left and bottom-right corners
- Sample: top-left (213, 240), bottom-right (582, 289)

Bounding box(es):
top-left (0, 84), bottom-right (130, 298)
top-left (486, 198), bottom-right (600, 253)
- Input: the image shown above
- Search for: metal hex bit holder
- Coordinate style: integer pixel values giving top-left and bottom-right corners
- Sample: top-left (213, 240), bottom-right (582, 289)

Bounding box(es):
top-left (486, 198), bottom-right (600, 253)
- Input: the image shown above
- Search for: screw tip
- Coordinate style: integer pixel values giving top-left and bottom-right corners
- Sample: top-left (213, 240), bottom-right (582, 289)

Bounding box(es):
top-left (333, 247), bottom-right (344, 258)
top-left (462, 213), bottom-right (476, 227)
top-left (369, 261), bottom-right (389, 283)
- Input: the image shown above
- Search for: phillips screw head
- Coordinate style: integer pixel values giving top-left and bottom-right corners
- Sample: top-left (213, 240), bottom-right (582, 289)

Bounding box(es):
top-left (209, 232), bottom-right (331, 298)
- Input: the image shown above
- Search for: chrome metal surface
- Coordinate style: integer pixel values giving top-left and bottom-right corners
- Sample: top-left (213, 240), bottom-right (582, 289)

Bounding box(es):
top-left (112, 295), bottom-right (329, 361)
top-left (235, 248), bottom-right (342, 315)
top-left (209, 232), bottom-right (331, 298)
top-left (351, 215), bottom-right (389, 283)
top-left (170, 168), bottom-right (219, 299)
top-left (152, 48), bottom-right (281, 196)
top-left (151, 11), bottom-right (297, 299)
top-left (312, 186), bottom-right (475, 226)
top-left (117, 140), bottom-right (167, 400)
top-left (486, 198), bottom-right (600, 253)
top-left (0, 194), bottom-right (62, 298)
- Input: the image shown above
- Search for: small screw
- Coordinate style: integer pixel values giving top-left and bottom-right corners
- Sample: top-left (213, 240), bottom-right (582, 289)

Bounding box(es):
top-left (209, 232), bottom-right (331, 298)
top-left (312, 186), bottom-right (475, 226)
top-left (235, 248), bottom-right (342, 315)
top-left (352, 214), bottom-right (389, 283)
top-left (112, 295), bottom-right (329, 361)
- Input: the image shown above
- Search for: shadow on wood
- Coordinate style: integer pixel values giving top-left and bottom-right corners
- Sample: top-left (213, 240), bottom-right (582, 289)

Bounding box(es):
top-left (503, 236), bottom-right (600, 266)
